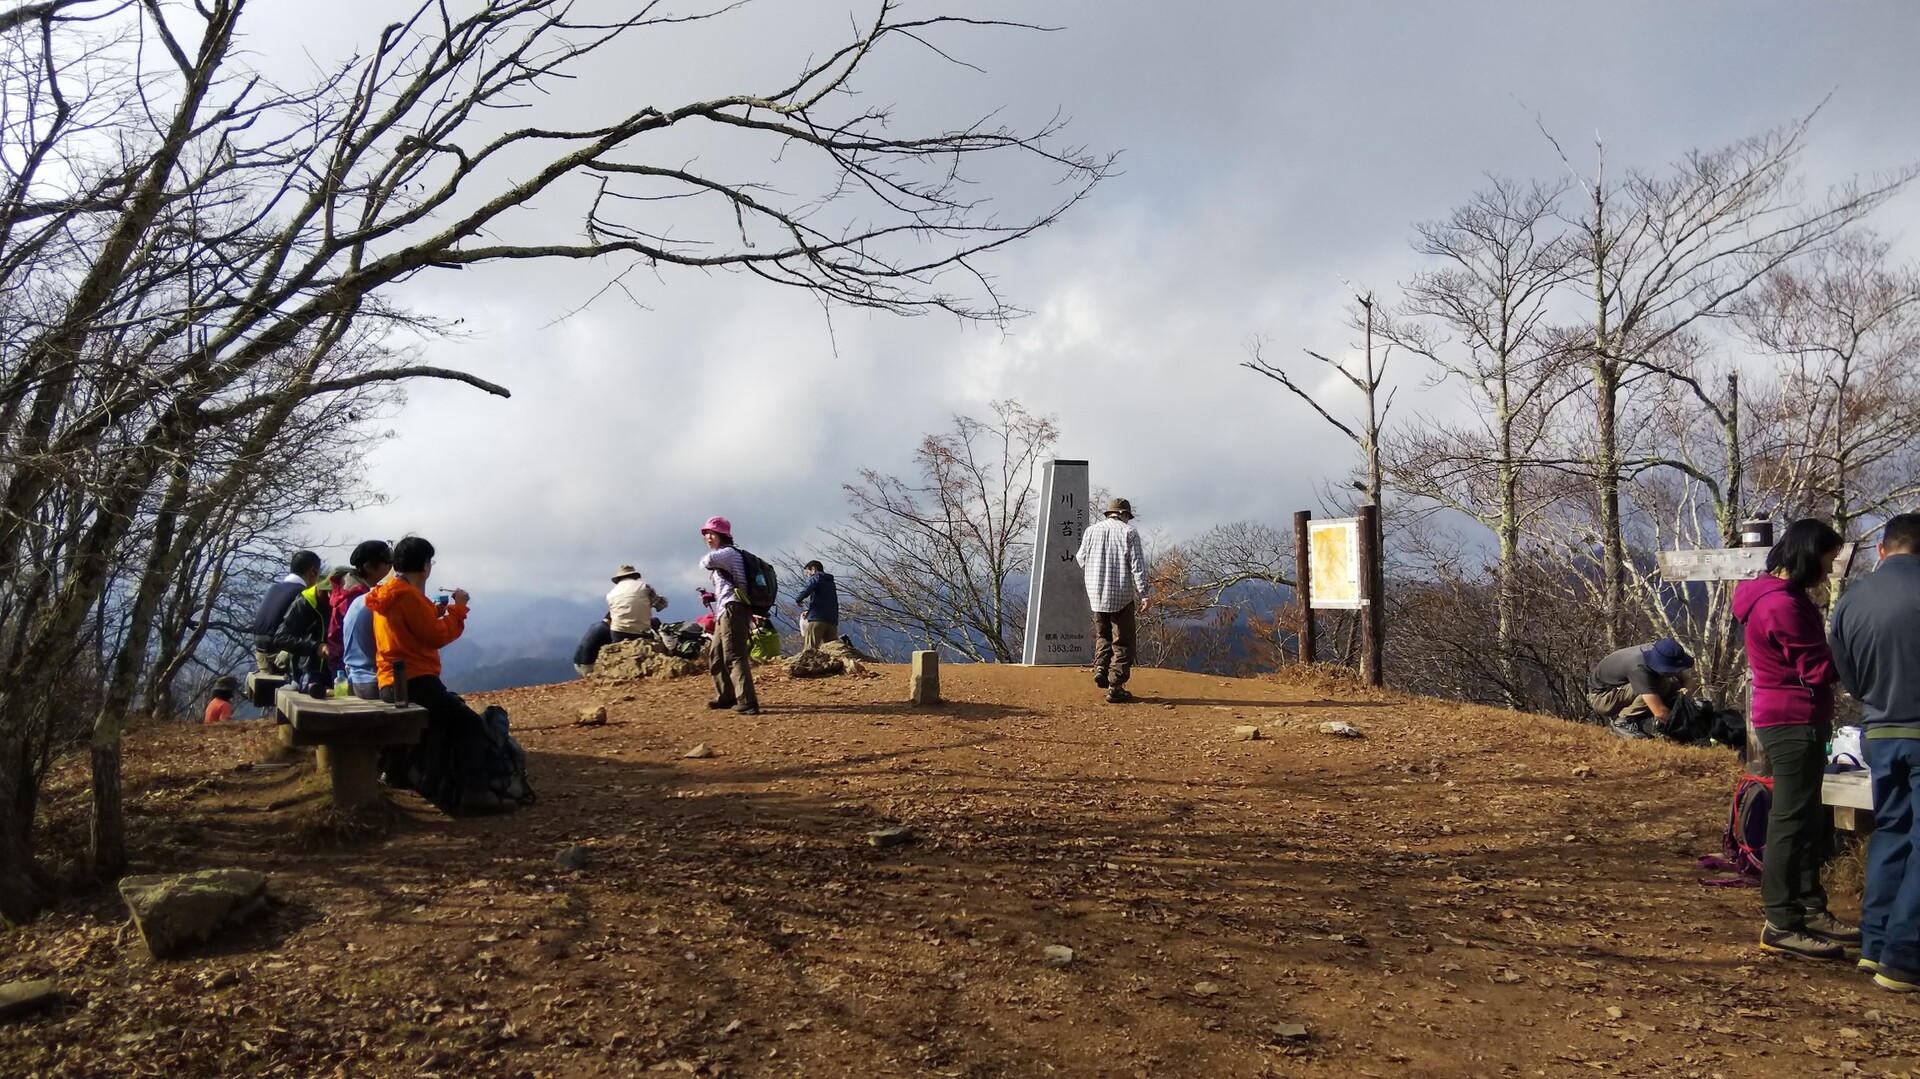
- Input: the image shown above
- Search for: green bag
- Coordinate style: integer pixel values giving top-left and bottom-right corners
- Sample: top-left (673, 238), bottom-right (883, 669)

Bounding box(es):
top-left (749, 623), bottom-right (781, 660)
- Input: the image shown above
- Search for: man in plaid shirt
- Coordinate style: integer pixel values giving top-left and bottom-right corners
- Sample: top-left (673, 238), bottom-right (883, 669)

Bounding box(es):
top-left (1075, 497), bottom-right (1150, 703)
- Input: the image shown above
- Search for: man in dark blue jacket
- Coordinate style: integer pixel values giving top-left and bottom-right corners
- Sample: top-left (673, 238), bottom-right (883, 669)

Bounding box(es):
top-left (1831, 513), bottom-right (1920, 992)
top-left (794, 560), bottom-right (840, 651)
top-left (250, 550), bottom-right (321, 672)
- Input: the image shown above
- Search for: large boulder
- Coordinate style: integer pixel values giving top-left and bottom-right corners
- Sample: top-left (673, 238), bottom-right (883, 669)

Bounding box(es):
top-left (591, 638), bottom-right (707, 682)
top-left (786, 649), bottom-right (846, 678)
top-left (786, 639), bottom-right (872, 678)
top-left (118, 868), bottom-right (270, 959)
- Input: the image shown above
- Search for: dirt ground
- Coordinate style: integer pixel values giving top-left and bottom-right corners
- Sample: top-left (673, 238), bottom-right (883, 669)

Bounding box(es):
top-left (3, 663), bottom-right (1915, 1078)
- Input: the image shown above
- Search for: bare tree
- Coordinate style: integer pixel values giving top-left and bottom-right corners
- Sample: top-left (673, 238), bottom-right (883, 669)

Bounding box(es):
top-left (1735, 232), bottom-right (1920, 537)
top-left (1545, 112), bottom-right (1917, 646)
top-left (818, 401), bottom-right (1056, 662)
top-left (1376, 175), bottom-right (1578, 707)
top-left (0, 0), bottom-right (1109, 920)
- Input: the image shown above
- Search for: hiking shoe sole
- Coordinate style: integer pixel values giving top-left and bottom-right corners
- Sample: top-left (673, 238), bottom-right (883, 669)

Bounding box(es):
top-left (1875, 973), bottom-right (1920, 992)
top-left (1860, 958), bottom-right (1887, 974)
top-left (734, 706), bottom-right (761, 716)
top-left (706, 699), bottom-right (735, 710)
top-left (1094, 673), bottom-right (1109, 689)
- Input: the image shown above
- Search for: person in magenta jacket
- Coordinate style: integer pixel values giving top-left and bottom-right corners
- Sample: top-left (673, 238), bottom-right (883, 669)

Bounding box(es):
top-left (1732, 517), bottom-right (1852, 961)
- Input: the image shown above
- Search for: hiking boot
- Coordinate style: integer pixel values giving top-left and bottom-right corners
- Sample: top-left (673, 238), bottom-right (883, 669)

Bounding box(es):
top-left (1609, 719), bottom-right (1652, 740)
top-left (1094, 671), bottom-right (1109, 690)
top-left (1106, 687), bottom-right (1135, 704)
top-left (706, 697), bottom-right (735, 710)
top-left (1804, 912), bottom-right (1862, 944)
top-left (1859, 957), bottom-right (1886, 974)
top-left (1760, 924), bottom-right (1845, 960)
top-left (734, 704), bottom-right (761, 716)
top-left (1875, 968), bottom-right (1920, 993)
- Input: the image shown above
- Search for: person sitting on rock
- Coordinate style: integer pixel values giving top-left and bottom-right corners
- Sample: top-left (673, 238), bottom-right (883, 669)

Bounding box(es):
top-left (607, 564), bottom-right (668, 642)
top-left (1587, 638), bottom-right (1696, 739)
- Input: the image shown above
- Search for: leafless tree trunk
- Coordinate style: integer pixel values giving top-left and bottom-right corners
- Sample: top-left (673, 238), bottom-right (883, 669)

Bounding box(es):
top-left (0, 0), bottom-right (1108, 921)
top-left (818, 402), bottom-right (1057, 663)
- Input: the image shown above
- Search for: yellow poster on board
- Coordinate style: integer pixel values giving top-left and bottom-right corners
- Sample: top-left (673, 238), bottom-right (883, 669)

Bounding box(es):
top-left (1308, 518), bottom-right (1361, 609)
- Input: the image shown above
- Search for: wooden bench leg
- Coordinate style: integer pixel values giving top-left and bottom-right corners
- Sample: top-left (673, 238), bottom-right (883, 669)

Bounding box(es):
top-left (1834, 805), bottom-right (1876, 834)
top-left (318, 744), bottom-right (382, 809)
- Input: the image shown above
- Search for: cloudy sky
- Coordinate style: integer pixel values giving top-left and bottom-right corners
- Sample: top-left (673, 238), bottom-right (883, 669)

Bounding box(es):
top-left (242, 1), bottom-right (1920, 608)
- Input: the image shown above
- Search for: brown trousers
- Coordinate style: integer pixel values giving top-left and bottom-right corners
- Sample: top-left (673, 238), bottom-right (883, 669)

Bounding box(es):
top-left (709, 602), bottom-right (758, 708)
top-left (1093, 603), bottom-right (1138, 686)
top-left (801, 620), bottom-right (838, 651)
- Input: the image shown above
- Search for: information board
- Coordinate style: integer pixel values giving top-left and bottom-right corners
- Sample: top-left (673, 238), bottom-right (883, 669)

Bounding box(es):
top-left (1308, 517), bottom-right (1362, 610)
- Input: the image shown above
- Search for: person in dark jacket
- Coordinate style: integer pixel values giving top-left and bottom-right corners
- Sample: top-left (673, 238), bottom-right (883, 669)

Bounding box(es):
top-left (1832, 513), bottom-right (1920, 991)
top-left (250, 550), bottom-right (321, 672)
top-left (272, 575), bottom-right (335, 691)
top-left (575, 617), bottom-right (612, 678)
top-left (1734, 518), bottom-right (1852, 961)
top-left (794, 560), bottom-right (840, 651)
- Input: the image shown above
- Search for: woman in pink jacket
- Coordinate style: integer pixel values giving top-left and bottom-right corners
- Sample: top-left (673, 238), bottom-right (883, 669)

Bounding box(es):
top-left (1732, 518), bottom-right (1851, 961)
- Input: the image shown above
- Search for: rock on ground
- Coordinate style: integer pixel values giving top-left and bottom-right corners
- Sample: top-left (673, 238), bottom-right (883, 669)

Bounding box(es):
top-left (117, 868), bottom-right (269, 959)
top-left (0, 980), bottom-right (66, 1022)
top-left (591, 638), bottom-right (707, 682)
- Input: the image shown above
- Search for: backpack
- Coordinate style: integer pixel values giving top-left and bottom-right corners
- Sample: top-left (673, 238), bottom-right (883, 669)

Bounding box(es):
top-left (656, 621), bottom-right (707, 659)
top-left (724, 549), bottom-right (779, 615)
top-left (1722, 774), bottom-right (1773, 877)
top-left (391, 703), bottom-right (535, 815)
top-left (474, 705), bottom-right (536, 811)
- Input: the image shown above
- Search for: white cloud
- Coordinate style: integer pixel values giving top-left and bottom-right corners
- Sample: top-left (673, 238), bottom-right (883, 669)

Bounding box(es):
top-left (285, 0), bottom-right (1920, 615)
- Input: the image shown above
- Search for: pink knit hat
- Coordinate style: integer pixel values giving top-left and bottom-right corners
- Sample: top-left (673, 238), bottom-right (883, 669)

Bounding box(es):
top-left (701, 516), bottom-right (732, 536)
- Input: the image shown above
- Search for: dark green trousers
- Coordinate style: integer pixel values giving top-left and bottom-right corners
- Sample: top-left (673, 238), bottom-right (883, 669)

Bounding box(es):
top-left (1755, 723), bottom-right (1830, 928)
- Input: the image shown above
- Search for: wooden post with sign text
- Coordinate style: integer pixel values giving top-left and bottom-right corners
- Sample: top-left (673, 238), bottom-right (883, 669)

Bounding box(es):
top-left (1303, 508), bottom-right (1384, 687)
top-left (1654, 539), bottom-right (1858, 778)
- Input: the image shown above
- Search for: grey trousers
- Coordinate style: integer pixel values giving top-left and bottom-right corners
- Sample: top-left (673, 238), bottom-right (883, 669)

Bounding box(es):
top-left (709, 602), bottom-right (758, 708)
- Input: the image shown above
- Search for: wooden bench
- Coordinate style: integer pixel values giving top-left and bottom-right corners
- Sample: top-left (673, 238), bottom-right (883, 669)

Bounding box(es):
top-left (1823, 771), bottom-right (1874, 833)
top-left (246, 671), bottom-right (286, 707)
top-left (273, 686), bottom-right (426, 810)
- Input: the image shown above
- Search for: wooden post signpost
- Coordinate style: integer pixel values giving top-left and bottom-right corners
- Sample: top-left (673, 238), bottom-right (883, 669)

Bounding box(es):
top-left (1298, 507), bottom-right (1385, 688)
top-left (1653, 536), bottom-right (1858, 777)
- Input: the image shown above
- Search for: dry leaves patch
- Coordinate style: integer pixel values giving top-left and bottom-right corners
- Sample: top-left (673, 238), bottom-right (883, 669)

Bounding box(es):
top-left (3, 666), bottom-right (1917, 1078)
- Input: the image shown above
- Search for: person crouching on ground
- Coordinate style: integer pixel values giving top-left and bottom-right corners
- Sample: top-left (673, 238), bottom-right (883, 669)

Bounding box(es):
top-left (1831, 513), bottom-right (1920, 992)
top-left (339, 540), bottom-right (394, 701)
top-left (204, 675), bottom-right (237, 724)
top-left (1076, 497), bottom-right (1150, 704)
top-left (795, 560), bottom-right (839, 651)
top-left (699, 516), bottom-right (759, 715)
top-left (1586, 638), bottom-right (1696, 739)
top-left (1734, 517), bottom-right (1855, 960)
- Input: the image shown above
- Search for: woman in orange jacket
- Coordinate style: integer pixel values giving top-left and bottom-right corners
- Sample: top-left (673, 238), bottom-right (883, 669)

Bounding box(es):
top-left (366, 536), bottom-right (481, 798)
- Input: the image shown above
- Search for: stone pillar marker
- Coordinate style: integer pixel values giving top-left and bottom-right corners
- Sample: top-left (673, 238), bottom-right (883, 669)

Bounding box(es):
top-left (1021, 459), bottom-right (1091, 665)
top-left (910, 650), bottom-right (940, 705)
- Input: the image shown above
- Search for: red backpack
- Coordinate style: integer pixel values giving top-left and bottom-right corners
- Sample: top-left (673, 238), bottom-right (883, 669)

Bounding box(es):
top-left (1722, 774), bottom-right (1773, 877)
